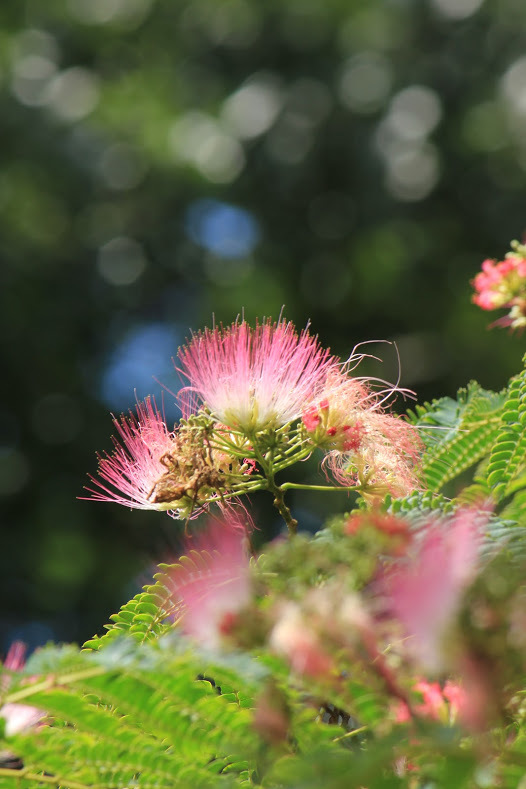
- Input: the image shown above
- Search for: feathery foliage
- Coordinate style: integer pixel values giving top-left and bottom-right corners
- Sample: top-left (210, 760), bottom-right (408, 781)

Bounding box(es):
top-left (486, 355), bottom-right (526, 501)
top-left (408, 382), bottom-right (506, 494)
top-left (1, 639), bottom-right (263, 788)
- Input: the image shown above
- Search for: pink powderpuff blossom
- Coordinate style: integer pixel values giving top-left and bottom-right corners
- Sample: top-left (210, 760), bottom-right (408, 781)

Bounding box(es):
top-left (85, 397), bottom-right (177, 512)
top-left (472, 256), bottom-right (526, 309)
top-left (177, 319), bottom-right (336, 431)
top-left (166, 514), bottom-right (252, 649)
top-left (301, 367), bottom-right (422, 498)
top-left (383, 508), bottom-right (486, 672)
top-left (325, 409), bottom-right (422, 498)
top-left (324, 412), bottom-right (421, 499)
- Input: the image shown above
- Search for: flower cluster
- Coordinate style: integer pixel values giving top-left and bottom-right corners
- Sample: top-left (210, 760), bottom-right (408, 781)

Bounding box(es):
top-left (163, 505), bottom-right (488, 736)
top-left (86, 318), bottom-right (422, 525)
top-left (15, 248), bottom-right (526, 786)
top-left (277, 508), bottom-right (485, 681)
top-left (472, 242), bottom-right (526, 329)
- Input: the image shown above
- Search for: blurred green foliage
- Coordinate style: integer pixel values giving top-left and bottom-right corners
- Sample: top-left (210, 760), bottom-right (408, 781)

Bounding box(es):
top-left (1, 0), bottom-right (526, 646)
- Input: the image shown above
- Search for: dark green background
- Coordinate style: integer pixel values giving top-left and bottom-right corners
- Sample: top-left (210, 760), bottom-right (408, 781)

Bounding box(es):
top-left (1, 0), bottom-right (525, 650)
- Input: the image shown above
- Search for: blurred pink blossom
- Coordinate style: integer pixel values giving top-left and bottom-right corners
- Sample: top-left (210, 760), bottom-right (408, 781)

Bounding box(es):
top-left (269, 603), bottom-right (334, 678)
top-left (442, 680), bottom-right (468, 720)
top-left (167, 515), bottom-right (252, 649)
top-left (384, 508), bottom-right (486, 671)
top-left (177, 319), bottom-right (335, 431)
top-left (414, 680), bottom-right (446, 719)
top-left (1, 642), bottom-right (43, 737)
top-left (395, 679), bottom-right (467, 725)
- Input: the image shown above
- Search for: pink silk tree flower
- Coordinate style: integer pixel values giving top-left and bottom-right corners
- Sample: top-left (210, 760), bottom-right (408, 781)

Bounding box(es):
top-left (383, 508), bottom-right (486, 672)
top-left (85, 397), bottom-right (177, 512)
top-left (301, 365), bottom-right (422, 498)
top-left (167, 516), bottom-right (252, 650)
top-left (177, 319), bottom-right (336, 432)
top-left (322, 408), bottom-right (422, 499)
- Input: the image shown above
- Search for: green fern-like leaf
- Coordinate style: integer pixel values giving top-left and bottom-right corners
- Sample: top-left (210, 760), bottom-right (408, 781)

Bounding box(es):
top-left (83, 548), bottom-right (237, 653)
top-left (387, 490), bottom-right (526, 567)
top-left (409, 382), bottom-right (506, 493)
top-left (386, 489), bottom-right (455, 518)
top-left (83, 575), bottom-right (182, 651)
top-left (2, 638), bottom-right (262, 789)
top-left (483, 514), bottom-right (526, 567)
top-left (485, 359), bottom-right (526, 501)
top-left (407, 395), bottom-right (464, 451)
top-left (500, 487), bottom-right (526, 525)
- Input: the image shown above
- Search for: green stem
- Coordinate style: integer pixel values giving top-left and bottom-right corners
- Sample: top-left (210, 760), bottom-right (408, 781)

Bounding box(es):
top-left (214, 484), bottom-right (265, 505)
top-left (210, 435), bottom-right (247, 455)
top-left (228, 473), bottom-right (266, 486)
top-left (0, 768), bottom-right (91, 789)
top-left (281, 482), bottom-right (360, 493)
top-left (4, 666), bottom-right (107, 705)
top-left (333, 725), bottom-right (369, 742)
top-left (279, 438), bottom-right (308, 457)
top-left (269, 481), bottom-right (298, 535)
top-left (272, 446), bottom-right (313, 473)
top-left (248, 435), bottom-right (298, 535)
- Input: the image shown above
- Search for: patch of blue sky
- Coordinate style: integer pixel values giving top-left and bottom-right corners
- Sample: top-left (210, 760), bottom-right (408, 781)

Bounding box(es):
top-left (100, 322), bottom-right (182, 422)
top-left (185, 199), bottom-right (260, 258)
